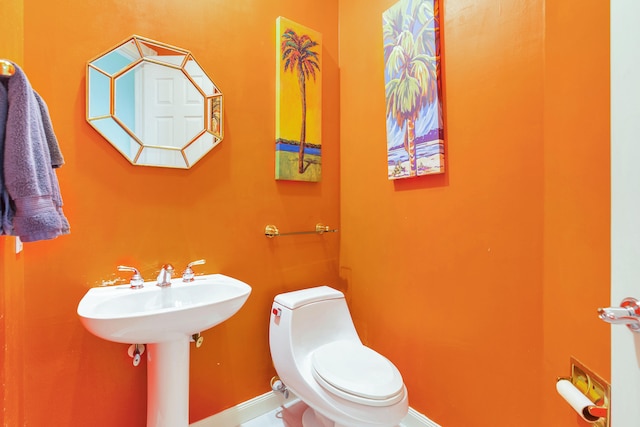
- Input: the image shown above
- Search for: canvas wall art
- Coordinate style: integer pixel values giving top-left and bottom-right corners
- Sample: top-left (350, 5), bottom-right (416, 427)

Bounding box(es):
top-left (383, 0), bottom-right (444, 179)
top-left (275, 16), bottom-right (323, 182)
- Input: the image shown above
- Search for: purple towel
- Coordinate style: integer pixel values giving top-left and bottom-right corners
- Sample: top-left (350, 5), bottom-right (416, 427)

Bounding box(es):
top-left (34, 91), bottom-right (65, 168)
top-left (4, 62), bottom-right (69, 242)
top-left (0, 80), bottom-right (13, 235)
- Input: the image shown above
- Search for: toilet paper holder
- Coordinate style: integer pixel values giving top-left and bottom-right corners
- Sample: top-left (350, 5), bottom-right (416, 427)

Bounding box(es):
top-left (556, 357), bottom-right (610, 427)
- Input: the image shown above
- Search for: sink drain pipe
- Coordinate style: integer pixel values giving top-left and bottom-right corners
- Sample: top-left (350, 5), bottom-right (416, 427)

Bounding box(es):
top-left (127, 344), bottom-right (145, 367)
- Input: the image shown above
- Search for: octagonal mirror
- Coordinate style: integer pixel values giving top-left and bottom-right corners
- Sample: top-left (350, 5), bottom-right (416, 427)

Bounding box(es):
top-left (86, 35), bottom-right (223, 169)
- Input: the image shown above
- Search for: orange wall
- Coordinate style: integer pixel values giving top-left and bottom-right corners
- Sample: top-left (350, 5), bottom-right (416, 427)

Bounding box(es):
top-left (3, 0), bottom-right (610, 425)
top-left (8, 0), bottom-right (340, 425)
top-left (339, 0), bottom-right (609, 426)
top-left (542, 1), bottom-right (611, 424)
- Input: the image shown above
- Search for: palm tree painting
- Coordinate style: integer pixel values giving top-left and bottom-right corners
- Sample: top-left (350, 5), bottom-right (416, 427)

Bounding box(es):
top-left (383, 0), bottom-right (444, 179)
top-left (276, 16), bottom-right (322, 182)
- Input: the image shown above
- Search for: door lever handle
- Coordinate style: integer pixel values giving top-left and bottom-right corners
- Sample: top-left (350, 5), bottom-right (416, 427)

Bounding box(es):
top-left (598, 297), bottom-right (640, 333)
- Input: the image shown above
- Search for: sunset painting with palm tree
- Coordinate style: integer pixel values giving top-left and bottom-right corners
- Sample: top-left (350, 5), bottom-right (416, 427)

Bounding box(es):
top-left (383, 0), bottom-right (444, 179)
top-left (276, 16), bottom-right (322, 182)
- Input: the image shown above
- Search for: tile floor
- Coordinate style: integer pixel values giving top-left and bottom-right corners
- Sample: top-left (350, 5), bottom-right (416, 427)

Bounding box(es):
top-left (239, 401), bottom-right (408, 427)
top-left (240, 401), bottom-right (307, 427)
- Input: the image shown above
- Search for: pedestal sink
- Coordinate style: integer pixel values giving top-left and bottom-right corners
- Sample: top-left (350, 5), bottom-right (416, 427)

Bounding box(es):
top-left (77, 274), bottom-right (251, 427)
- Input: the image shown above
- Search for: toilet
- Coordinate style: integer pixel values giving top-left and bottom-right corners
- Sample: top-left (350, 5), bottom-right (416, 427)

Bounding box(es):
top-left (269, 286), bottom-right (408, 427)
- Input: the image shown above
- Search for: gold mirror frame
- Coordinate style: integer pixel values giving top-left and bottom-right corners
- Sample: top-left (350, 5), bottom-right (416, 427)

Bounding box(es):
top-left (86, 35), bottom-right (223, 169)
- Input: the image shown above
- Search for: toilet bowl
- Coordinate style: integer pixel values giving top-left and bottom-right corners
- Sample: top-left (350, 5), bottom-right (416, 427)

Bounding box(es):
top-left (269, 286), bottom-right (408, 427)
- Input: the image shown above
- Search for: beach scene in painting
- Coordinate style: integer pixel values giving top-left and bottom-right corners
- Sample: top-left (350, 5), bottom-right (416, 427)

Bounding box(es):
top-left (275, 17), bottom-right (322, 182)
top-left (383, 0), bottom-right (444, 179)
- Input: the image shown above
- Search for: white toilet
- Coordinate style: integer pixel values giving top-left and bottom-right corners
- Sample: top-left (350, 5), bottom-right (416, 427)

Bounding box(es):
top-left (269, 286), bottom-right (408, 427)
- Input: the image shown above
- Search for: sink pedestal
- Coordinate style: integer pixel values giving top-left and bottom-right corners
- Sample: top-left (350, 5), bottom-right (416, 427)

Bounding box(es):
top-left (146, 337), bottom-right (190, 427)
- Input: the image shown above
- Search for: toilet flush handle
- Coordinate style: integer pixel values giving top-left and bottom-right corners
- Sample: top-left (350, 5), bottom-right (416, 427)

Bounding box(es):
top-left (272, 307), bottom-right (282, 317)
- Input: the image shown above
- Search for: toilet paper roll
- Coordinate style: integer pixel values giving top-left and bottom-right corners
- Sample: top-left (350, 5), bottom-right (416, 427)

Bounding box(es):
top-left (556, 379), bottom-right (600, 422)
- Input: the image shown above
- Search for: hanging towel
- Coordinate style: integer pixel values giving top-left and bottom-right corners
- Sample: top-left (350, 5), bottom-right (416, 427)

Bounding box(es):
top-left (34, 91), bottom-right (65, 168)
top-left (0, 80), bottom-right (14, 235)
top-left (4, 62), bottom-right (70, 242)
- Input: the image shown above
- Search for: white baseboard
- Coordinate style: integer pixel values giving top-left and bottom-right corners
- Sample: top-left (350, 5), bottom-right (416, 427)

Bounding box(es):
top-left (190, 391), bottom-right (441, 427)
top-left (190, 391), bottom-right (293, 427)
top-left (403, 407), bottom-right (442, 427)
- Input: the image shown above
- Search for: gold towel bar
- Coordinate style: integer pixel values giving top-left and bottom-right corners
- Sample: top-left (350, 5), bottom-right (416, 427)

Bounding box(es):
top-left (265, 223), bottom-right (338, 238)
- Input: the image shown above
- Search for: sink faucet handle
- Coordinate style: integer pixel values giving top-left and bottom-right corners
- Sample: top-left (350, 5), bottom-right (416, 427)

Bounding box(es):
top-left (156, 264), bottom-right (174, 287)
top-left (117, 265), bottom-right (144, 289)
top-left (183, 259), bottom-right (206, 282)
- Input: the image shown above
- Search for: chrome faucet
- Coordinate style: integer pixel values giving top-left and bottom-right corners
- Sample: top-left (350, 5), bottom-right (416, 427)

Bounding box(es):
top-left (117, 265), bottom-right (144, 289)
top-left (156, 264), bottom-right (174, 287)
top-left (182, 259), bottom-right (206, 282)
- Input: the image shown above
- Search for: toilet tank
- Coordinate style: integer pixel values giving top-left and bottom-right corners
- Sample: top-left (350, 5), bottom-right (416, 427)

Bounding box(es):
top-left (270, 286), bottom-right (361, 358)
top-left (274, 286), bottom-right (343, 309)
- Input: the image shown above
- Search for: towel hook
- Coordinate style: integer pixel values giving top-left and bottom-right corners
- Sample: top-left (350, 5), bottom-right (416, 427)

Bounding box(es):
top-left (0, 59), bottom-right (15, 77)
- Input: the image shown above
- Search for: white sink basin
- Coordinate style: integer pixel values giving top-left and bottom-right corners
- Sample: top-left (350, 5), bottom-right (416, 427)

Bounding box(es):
top-left (77, 273), bottom-right (251, 343)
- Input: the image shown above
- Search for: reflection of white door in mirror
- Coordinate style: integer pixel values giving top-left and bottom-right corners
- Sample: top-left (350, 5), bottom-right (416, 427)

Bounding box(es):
top-left (137, 59), bottom-right (204, 167)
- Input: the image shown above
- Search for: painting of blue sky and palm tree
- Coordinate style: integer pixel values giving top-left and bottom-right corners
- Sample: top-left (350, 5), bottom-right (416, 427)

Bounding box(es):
top-left (276, 17), bottom-right (322, 182)
top-left (383, 0), bottom-right (444, 179)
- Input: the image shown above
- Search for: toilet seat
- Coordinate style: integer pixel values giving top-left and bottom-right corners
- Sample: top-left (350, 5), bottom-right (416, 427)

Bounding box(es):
top-left (311, 341), bottom-right (405, 407)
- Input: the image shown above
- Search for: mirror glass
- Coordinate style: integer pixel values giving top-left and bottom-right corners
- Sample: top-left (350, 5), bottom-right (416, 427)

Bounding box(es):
top-left (87, 35), bottom-right (223, 169)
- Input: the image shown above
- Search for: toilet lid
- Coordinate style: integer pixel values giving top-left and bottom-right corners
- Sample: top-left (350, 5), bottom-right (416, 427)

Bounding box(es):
top-left (311, 341), bottom-right (404, 403)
